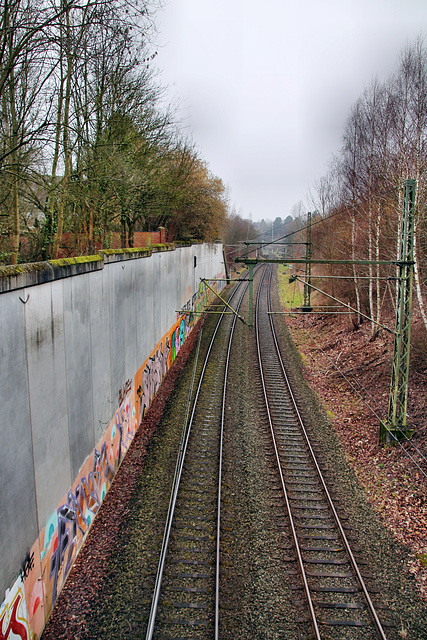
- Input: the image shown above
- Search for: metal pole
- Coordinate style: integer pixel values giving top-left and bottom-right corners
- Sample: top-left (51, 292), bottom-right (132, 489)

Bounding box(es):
top-left (249, 262), bottom-right (254, 327)
top-left (380, 179), bottom-right (416, 445)
top-left (303, 211), bottom-right (312, 310)
top-left (200, 279), bottom-right (246, 324)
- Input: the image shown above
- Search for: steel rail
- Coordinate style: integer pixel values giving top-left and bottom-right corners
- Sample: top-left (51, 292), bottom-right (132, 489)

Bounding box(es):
top-left (215, 276), bottom-right (250, 638)
top-left (264, 266), bottom-right (389, 640)
top-left (145, 276), bottom-right (247, 640)
top-left (255, 266), bottom-right (322, 640)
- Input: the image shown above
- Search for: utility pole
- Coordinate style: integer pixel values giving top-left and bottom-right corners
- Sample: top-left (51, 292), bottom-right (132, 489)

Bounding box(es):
top-left (380, 179), bottom-right (416, 445)
top-left (234, 181), bottom-right (416, 442)
top-left (303, 211), bottom-right (312, 311)
top-left (244, 241), bottom-right (255, 327)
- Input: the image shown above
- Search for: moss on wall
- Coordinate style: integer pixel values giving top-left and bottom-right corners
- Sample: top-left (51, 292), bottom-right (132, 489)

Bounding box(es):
top-left (151, 243), bottom-right (175, 252)
top-left (99, 248), bottom-right (152, 257)
top-left (0, 262), bottom-right (50, 277)
top-left (49, 254), bottom-right (103, 267)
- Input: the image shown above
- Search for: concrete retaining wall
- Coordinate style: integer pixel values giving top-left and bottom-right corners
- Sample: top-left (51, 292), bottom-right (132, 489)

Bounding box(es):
top-left (0, 242), bottom-right (225, 639)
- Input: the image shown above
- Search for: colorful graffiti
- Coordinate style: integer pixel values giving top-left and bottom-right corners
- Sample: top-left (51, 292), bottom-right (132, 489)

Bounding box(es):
top-left (47, 397), bottom-right (135, 606)
top-left (137, 337), bottom-right (171, 422)
top-left (171, 318), bottom-right (187, 364)
top-left (48, 442), bottom-right (115, 604)
top-left (0, 577), bottom-right (32, 640)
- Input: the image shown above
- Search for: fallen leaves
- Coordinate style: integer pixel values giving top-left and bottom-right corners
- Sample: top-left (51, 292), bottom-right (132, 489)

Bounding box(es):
top-left (286, 312), bottom-right (427, 600)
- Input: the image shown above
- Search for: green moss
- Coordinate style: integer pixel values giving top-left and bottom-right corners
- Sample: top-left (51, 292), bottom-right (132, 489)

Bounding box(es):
top-left (49, 254), bottom-right (102, 267)
top-left (0, 262), bottom-right (49, 276)
top-left (175, 241), bottom-right (193, 247)
top-left (417, 553), bottom-right (427, 567)
top-left (151, 243), bottom-right (175, 251)
top-left (100, 248), bottom-right (151, 256)
top-left (74, 254), bottom-right (103, 263)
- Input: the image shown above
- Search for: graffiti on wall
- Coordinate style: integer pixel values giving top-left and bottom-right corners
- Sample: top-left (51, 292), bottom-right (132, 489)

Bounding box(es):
top-left (171, 319), bottom-right (185, 364)
top-left (0, 577), bottom-right (32, 640)
top-left (19, 554), bottom-right (34, 583)
top-left (48, 442), bottom-right (114, 605)
top-left (118, 379), bottom-right (132, 407)
top-left (47, 397), bottom-right (135, 606)
top-left (137, 338), bottom-right (170, 422)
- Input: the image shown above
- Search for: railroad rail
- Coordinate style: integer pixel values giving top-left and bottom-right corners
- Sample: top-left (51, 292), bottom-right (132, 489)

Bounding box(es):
top-left (255, 265), bottom-right (390, 639)
top-left (144, 275), bottom-right (248, 639)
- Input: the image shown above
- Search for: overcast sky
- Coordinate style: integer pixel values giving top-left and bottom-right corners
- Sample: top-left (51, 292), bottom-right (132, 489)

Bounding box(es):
top-left (154, 0), bottom-right (427, 222)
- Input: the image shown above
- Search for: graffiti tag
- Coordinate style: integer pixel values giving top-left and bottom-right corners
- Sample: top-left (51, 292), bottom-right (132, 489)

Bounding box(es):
top-left (18, 553), bottom-right (34, 582)
top-left (118, 379), bottom-right (132, 406)
top-left (137, 338), bottom-right (170, 422)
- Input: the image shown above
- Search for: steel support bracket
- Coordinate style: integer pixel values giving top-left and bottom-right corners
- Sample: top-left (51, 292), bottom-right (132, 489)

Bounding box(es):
top-left (379, 420), bottom-right (414, 446)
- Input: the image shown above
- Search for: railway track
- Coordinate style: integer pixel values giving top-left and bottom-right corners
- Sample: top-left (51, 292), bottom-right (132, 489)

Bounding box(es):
top-left (144, 275), bottom-right (248, 640)
top-left (146, 264), bottom-right (394, 640)
top-left (255, 265), bottom-right (391, 640)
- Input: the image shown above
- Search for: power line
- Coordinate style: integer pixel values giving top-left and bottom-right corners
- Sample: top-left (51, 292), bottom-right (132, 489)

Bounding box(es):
top-left (300, 325), bottom-right (427, 479)
top-left (226, 185), bottom-right (399, 265)
top-left (261, 185), bottom-right (400, 253)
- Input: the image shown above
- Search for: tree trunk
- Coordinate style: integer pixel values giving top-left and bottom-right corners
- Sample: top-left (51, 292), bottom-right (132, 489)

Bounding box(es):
top-left (127, 220), bottom-right (135, 248)
top-left (375, 205), bottom-right (382, 328)
top-left (52, 3), bottom-right (72, 259)
top-left (10, 166), bottom-right (19, 264)
top-left (351, 211), bottom-right (361, 328)
top-left (121, 211), bottom-right (127, 248)
top-left (368, 200), bottom-right (374, 335)
top-left (8, 48), bottom-right (19, 263)
top-left (45, 72), bottom-right (64, 259)
top-left (413, 219), bottom-right (427, 331)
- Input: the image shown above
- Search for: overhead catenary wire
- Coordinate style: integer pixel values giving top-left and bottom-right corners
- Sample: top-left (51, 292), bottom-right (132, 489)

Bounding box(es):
top-left (227, 185), bottom-right (401, 262)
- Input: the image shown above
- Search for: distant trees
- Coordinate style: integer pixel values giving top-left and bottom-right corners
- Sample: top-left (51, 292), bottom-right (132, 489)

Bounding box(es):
top-left (165, 157), bottom-right (229, 242)
top-left (222, 210), bottom-right (257, 270)
top-left (221, 213), bottom-right (307, 274)
top-left (311, 37), bottom-right (427, 336)
top-left (0, 0), bottom-right (229, 264)
top-left (255, 215), bottom-right (294, 241)
top-left (224, 210), bottom-right (257, 244)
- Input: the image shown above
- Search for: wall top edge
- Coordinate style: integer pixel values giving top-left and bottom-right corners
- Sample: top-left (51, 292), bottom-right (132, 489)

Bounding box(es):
top-left (0, 241), bottom-right (212, 293)
top-left (0, 257), bottom-right (104, 293)
top-left (99, 248), bottom-right (153, 263)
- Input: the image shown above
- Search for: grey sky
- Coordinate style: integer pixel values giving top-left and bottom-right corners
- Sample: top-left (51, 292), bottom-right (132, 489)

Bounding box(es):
top-left (155, 0), bottom-right (427, 221)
